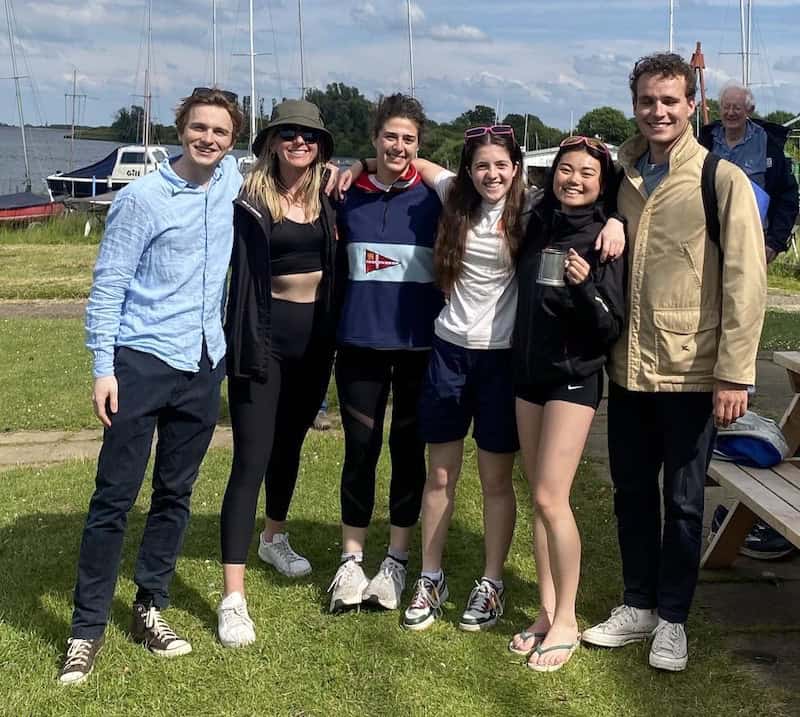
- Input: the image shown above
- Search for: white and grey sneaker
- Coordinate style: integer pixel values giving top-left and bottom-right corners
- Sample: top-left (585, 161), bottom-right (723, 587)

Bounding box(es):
top-left (258, 532), bottom-right (312, 577)
top-left (581, 605), bottom-right (659, 648)
top-left (327, 559), bottom-right (369, 613)
top-left (217, 591), bottom-right (256, 648)
top-left (58, 637), bottom-right (103, 686)
top-left (402, 576), bottom-right (449, 631)
top-left (459, 579), bottom-right (505, 632)
top-left (649, 620), bottom-right (688, 672)
top-left (362, 556), bottom-right (407, 610)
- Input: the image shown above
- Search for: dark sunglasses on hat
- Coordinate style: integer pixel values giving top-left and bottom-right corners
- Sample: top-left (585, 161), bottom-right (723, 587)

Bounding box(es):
top-left (276, 125), bottom-right (320, 144)
top-left (191, 86), bottom-right (238, 104)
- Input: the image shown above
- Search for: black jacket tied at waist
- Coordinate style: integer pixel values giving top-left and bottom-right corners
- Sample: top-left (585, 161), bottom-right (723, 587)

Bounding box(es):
top-left (224, 192), bottom-right (337, 382)
top-left (513, 206), bottom-right (627, 386)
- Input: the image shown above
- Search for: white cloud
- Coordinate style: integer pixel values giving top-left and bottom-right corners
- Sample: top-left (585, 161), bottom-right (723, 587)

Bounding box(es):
top-left (429, 24), bottom-right (488, 42)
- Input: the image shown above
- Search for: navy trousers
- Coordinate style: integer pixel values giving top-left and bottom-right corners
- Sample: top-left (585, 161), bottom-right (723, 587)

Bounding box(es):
top-left (607, 382), bottom-right (716, 624)
top-left (71, 347), bottom-right (223, 639)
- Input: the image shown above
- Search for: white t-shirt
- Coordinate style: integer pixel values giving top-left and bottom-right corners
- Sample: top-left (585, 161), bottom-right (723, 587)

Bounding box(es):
top-left (432, 170), bottom-right (517, 350)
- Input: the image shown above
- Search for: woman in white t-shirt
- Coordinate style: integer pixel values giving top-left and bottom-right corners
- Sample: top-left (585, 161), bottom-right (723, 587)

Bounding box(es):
top-left (400, 125), bottom-right (526, 632)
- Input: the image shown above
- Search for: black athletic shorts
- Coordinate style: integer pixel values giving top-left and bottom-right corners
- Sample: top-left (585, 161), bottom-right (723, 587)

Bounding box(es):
top-left (515, 370), bottom-right (604, 410)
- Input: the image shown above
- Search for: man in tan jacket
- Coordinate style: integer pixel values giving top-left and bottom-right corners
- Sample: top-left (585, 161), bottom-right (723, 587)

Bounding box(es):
top-left (581, 53), bottom-right (766, 671)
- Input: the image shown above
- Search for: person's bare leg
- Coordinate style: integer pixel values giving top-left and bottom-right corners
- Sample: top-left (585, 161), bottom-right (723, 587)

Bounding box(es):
top-left (527, 400), bottom-right (594, 668)
top-left (420, 441), bottom-right (464, 573)
top-left (389, 525), bottom-right (412, 554)
top-left (263, 518), bottom-right (286, 542)
top-left (476, 448), bottom-right (516, 580)
top-left (223, 564), bottom-right (246, 597)
top-left (512, 398), bottom-right (552, 652)
top-left (342, 524), bottom-right (368, 556)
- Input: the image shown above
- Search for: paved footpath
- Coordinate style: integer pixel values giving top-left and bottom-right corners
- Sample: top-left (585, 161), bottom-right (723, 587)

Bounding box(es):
top-left (1, 297), bottom-right (799, 709)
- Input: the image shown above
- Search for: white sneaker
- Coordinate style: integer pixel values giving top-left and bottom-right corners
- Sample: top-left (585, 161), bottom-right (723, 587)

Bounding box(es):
top-left (217, 592), bottom-right (256, 648)
top-left (649, 620), bottom-right (688, 672)
top-left (327, 559), bottom-right (369, 613)
top-left (581, 605), bottom-right (659, 648)
top-left (362, 557), bottom-right (407, 610)
top-left (257, 532), bottom-right (312, 577)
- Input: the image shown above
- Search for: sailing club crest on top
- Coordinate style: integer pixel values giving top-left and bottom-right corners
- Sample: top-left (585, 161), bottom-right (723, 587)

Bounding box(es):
top-left (365, 249), bottom-right (400, 273)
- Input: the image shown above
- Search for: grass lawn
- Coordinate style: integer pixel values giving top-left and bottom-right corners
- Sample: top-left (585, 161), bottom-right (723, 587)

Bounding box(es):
top-left (0, 443), bottom-right (788, 716)
top-left (768, 251), bottom-right (800, 294)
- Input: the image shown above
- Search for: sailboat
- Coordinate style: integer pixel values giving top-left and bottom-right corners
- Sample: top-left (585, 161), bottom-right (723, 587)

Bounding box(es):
top-left (45, 0), bottom-right (167, 199)
top-left (0, 0), bottom-right (63, 223)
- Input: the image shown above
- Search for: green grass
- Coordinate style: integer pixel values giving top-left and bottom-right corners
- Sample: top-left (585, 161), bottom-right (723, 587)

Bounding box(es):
top-left (0, 446), bottom-right (788, 716)
top-left (759, 310), bottom-right (800, 352)
top-left (767, 251), bottom-right (800, 293)
top-left (0, 214), bottom-right (101, 300)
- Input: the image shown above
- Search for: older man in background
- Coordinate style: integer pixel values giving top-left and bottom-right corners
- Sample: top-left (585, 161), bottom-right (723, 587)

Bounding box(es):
top-left (700, 81), bottom-right (799, 263)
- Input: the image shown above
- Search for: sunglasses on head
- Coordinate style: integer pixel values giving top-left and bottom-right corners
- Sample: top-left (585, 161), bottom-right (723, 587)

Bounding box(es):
top-left (191, 86), bottom-right (238, 104)
top-left (463, 124), bottom-right (516, 142)
top-left (559, 135), bottom-right (610, 157)
top-left (277, 126), bottom-right (320, 144)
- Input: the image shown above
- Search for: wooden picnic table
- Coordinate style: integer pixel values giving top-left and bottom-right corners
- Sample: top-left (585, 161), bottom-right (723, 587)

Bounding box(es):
top-left (701, 351), bottom-right (800, 568)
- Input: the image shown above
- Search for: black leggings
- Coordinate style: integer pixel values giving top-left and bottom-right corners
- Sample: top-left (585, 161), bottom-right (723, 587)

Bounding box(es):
top-left (335, 346), bottom-right (429, 529)
top-left (220, 299), bottom-right (333, 564)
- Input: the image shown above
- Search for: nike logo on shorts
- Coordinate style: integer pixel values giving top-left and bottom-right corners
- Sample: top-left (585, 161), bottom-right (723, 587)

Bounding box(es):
top-left (567, 384), bottom-right (583, 390)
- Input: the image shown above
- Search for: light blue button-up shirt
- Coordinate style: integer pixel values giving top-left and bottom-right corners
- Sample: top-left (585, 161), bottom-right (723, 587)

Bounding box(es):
top-left (86, 154), bottom-right (242, 378)
top-left (711, 119), bottom-right (768, 188)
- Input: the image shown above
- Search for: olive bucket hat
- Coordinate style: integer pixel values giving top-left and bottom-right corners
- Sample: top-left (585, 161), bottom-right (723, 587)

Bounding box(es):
top-left (252, 99), bottom-right (334, 162)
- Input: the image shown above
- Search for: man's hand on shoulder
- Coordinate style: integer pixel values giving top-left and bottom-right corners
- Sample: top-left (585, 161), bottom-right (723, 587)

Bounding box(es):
top-left (712, 380), bottom-right (748, 428)
top-left (93, 376), bottom-right (119, 428)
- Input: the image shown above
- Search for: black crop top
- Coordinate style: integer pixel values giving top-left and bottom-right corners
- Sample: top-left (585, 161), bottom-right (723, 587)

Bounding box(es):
top-left (270, 218), bottom-right (324, 276)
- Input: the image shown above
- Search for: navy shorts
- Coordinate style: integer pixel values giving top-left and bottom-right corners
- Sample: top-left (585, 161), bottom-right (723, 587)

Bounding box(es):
top-left (418, 335), bottom-right (519, 454)
top-left (516, 371), bottom-right (605, 410)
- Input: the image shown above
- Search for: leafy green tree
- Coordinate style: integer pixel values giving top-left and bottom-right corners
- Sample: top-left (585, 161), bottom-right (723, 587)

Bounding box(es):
top-left (576, 106), bottom-right (633, 145)
top-left (111, 105), bottom-right (145, 142)
top-left (764, 110), bottom-right (797, 126)
top-left (452, 104), bottom-right (496, 129)
top-left (305, 83), bottom-right (374, 157)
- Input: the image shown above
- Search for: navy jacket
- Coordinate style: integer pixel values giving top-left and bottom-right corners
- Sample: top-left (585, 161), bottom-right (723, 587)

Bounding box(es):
top-left (700, 119), bottom-right (799, 255)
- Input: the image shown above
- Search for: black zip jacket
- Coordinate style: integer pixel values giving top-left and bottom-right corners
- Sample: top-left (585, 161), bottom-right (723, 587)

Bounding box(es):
top-left (224, 192), bottom-right (337, 382)
top-left (700, 119), bottom-right (799, 255)
top-left (513, 206), bottom-right (626, 386)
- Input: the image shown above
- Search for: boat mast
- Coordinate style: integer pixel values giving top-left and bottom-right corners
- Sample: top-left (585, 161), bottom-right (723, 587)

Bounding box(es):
top-left (5, 0), bottom-right (31, 191)
top-left (212, 0), bottom-right (217, 86)
top-left (739, 0), bottom-right (753, 86)
top-left (668, 0), bottom-right (674, 51)
top-left (406, 0), bottom-right (415, 97)
top-left (298, 0), bottom-right (306, 99)
top-left (143, 0), bottom-right (152, 168)
top-left (249, 0), bottom-right (256, 152)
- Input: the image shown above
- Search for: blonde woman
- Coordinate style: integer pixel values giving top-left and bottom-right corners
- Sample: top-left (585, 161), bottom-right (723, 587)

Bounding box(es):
top-left (217, 100), bottom-right (337, 646)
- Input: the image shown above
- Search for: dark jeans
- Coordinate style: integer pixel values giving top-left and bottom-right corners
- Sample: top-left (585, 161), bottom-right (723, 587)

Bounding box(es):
top-left (335, 345), bottom-right (429, 529)
top-left (607, 382), bottom-right (716, 624)
top-left (71, 347), bottom-right (224, 639)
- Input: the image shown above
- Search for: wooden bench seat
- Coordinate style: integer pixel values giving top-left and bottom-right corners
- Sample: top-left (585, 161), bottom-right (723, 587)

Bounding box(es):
top-left (701, 350), bottom-right (800, 568)
top-left (702, 458), bottom-right (800, 568)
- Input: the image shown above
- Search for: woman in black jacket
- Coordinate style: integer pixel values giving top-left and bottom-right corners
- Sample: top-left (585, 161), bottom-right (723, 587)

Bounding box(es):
top-left (218, 100), bottom-right (337, 647)
top-left (509, 137), bottom-right (625, 672)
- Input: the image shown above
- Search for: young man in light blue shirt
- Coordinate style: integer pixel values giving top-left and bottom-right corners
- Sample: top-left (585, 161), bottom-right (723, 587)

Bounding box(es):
top-left (59, 88), bottom-right (243, 686)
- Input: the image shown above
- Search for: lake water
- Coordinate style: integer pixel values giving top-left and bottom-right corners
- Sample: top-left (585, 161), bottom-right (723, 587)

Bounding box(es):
top-left (0, 126), bottom-right (245, 195)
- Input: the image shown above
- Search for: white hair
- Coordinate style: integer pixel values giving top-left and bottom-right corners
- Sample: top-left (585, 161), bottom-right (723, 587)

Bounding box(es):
top-left (719, 81), bottom-right (755, 112)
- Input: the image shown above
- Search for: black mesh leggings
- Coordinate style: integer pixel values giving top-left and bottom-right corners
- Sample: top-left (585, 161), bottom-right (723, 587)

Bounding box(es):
top-left (335, 345), bottom-right (429, 529)
top-left (220, 299), bottom-right (333, 564)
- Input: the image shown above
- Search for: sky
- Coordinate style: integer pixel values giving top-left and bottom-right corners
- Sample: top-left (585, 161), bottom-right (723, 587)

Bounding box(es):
top-left (2, 0), bottom-right (799, 134)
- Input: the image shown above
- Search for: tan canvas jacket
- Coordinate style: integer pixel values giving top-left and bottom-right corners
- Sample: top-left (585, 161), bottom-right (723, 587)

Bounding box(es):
top-left (608, 125), bottom-right (767, 392)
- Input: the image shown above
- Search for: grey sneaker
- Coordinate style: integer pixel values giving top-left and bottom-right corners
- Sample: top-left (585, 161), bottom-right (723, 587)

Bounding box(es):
top-left (362, 556), bottom-right (407, 610)
top-left (403, 576), bottom-right (449, 631)
top-left (131, 603), bottom-right (192, 657)
top-left (459, 579), bottom-right (505, 632)
top-left (649, 620), bottom-right (688, 671)
top-left (217, 591), bottom-right (256, 648)
top-left (581, 605), bottom-right (659, 648)
top-left (58, 637), bottom-right (103, 686)
top-left (327, 559), bottom-right (369, 613)
top-left (258, 533), bottom-right (312, 577)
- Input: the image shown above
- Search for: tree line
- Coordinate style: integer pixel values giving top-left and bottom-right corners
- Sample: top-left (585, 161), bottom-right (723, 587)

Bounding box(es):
top-left (107, 82), bottom-right (798, 166)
